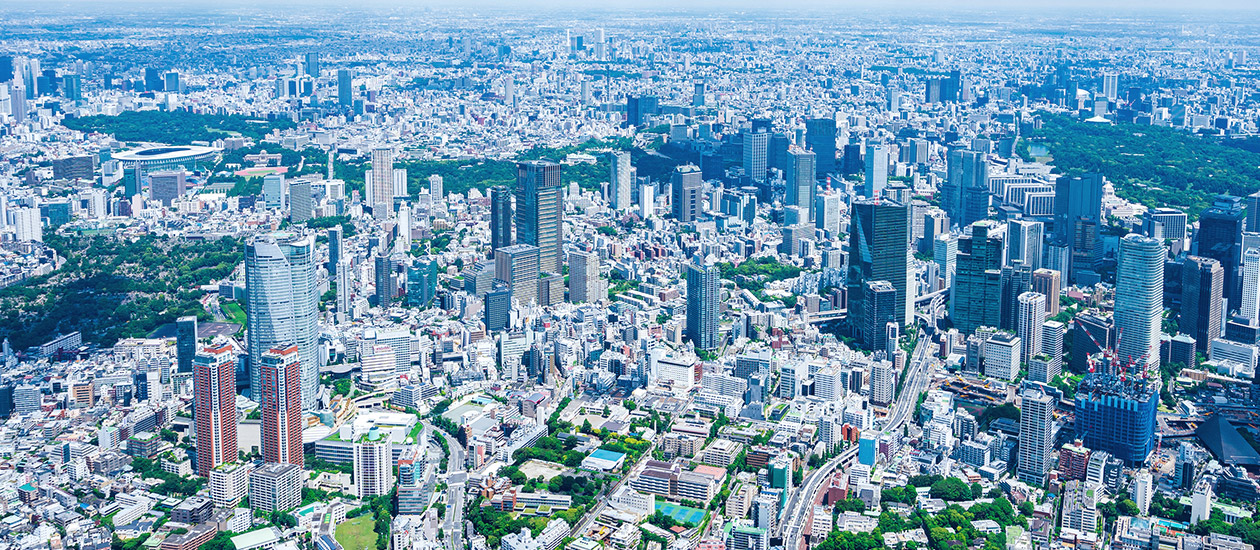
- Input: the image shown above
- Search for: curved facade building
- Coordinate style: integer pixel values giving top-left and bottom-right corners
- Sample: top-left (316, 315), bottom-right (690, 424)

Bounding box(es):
top-left (1116, 234), bottom-right (1164, 373)
top-left (246, 232), bottom-right (319, 410)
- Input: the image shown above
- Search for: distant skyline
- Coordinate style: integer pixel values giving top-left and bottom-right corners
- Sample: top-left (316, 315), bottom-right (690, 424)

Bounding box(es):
top-left (7, 0), bottom-right (1260, 13)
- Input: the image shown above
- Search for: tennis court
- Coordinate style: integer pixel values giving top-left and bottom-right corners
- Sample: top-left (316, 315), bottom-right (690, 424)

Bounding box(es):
top-left (656, 502), bottom-right (706, 525)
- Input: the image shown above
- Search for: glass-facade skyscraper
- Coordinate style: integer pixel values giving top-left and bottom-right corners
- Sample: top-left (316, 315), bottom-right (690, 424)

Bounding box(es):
top-left (246, 232), bottom-right (319, 410)
top-left (1075, 374), bottom-right (1158, 465)
top-left (847, 198), bottom-right (909, 348)
top-left (515, 160), bottom-right (563, 274)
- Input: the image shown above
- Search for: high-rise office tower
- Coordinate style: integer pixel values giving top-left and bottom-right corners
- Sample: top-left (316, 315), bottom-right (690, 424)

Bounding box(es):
top-left (1017, 292), bottom-right (1047, 362)
top-left (1242, 248), bottom-right (1260, 327)
top-left (374, 252), bottom-right (395, 307)
top-left (1198, 196), bottom-right (1246, 309)
top-left (815, 191), bottom-right (842, 236)
top-left (1075, 374), bottom-right (1158, 465)
top-left (304, 52), bottom-right (320, 77)
top-left (1101, 73), bottom-right (1119, 100)
top-left (149, 171), bottom-right (187, 207)
top-left (626, 95), bottom-right (657, 127)
top-left (490, 185), bottom-right (513, 254)
top-left (337, 69), bottom-right (353, 107)
top-left (259, 345), bottom-right (302, 466)
top-left (944, 149), bottom-right (989, 227)
top-left (335, 260), bottom-right (351, 321)
top-left (609, 151), bottom-right (633, 211)
top-left (805, 118), bottom-right (837, 176)
top-left (569, 250), bottom-right (601, 304)
top-left (176, 316), bottom-right (198, 374)
top-left (1183, 256), bottom-right (1224, 354)
top-left (743, 130), bottom-right (769, 182)
top-left (686, 258), bottom-right (720, 352)
top-left (861, 281), bottom-right (899, 352)
top-left (1116, 235), bottom-right (1165, 373)
top-left (327, 226), bottom-right (343, 276)
top-left (395, 203), bottom-right (412, 253)
top-left (1031, 269), bottom-right (1062, 316)
top-left (1007, 219), bottom-right (1044, 270)
top-left (1054, 174), bottom-right (1105, 283)
top-left (194, 344), bottom-right (237, 476)
top-left (862, 144), bottom-right (889, 198)
top-left (246, 233), bottom-right (319, 409)
top-left (671, 165), bottom-right (702, 223)
top-left (786, 147), bottom-right (817, 222)
top-left (935, 234), bottom-right (959, 288)
top-left (1000, 263), bottom-right (1034, 332)
top-left (406, 258), bottom-right (438, 308)
top-left (952, 220), bottom-right (1004, 334)
top-left (263, 174), bottom-right (288, 211)
top-left (496, 244), bottom-right (540, 306)
top-left (484, 284), bottom-right (512, 332)
top-left (847, 198), bottom-right (909, 340)
top-left (1018, 387), bottom-right (1053, 486)
top-left (353, 427), bottom-right (393, 498)
top-left (145, 67), bottom-right (163, 91)
top-left (370, 147), bottom-right (394, 219)
top-left (290, 180), bottom-right (313, 223)
top-left (1041, 320), bottom-right (1066, 378)
top-left (515, 160), bottom-right (563, 274)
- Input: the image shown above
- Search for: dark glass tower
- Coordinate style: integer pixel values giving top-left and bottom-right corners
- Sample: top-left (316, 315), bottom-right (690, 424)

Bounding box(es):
top-left (1198, 195), bottom-right (1245, 310)
top-left (515, 161), bottom-right (563, 274)
top-left (490, 185), bottom-right (513, 254)
top-left (847, 198), bottom-right (909, 348)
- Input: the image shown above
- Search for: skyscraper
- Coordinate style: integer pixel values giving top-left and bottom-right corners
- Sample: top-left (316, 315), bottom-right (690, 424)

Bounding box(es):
top-left (370, 147), bottom-right (394, 219)
top-left (246, 233), bottom-right (319, 409)
top-left (569, 250), bottom-right (601, 304)
top-left (1115, 235), bottom-right (1165, 373)
top-left (1018, 387), bottom-right (1053, 486)
top-left (1183, 256), bottom-right (1224, 354)
top-left (299, 52), bottom-right (319, 78)
top-left (686, 257), bottom-right (720, 352)
top-left (671, 165), bottom-right (702, 223)
top-left (847, 198), bottom-right (909, 341)
top-left (943, 149), bottom-right (989, 227)
top-left (337, 69), bottom-right (353, 107)
top-left (1198, 196), bottom-right (1246, 309)
top-left (1076, 374), bottom-right (1158, 465)
top-left (863, 144), bottom-right (888, 198)
top-left (327, 226), bottom-right (343, 276)
top-left (490, 185), bottom-right (513, 254)
top-left (1007, 219), bottom-right (1044, 270)
top-left (805, 118), bottom-right (837, 176)
top-left (259, 345), bottom-right (302, 467)
top-left (742, 130), bottom-right (769, 182)
top-left (952, 220), bottom-right (1004, 334)
top-left (1017, 292), bottom-right (1047, 362)
top-left (515, 160), bottom-right (563, 274)
top-left (194, 344), bottom-right (237, 477)
top-left (496, 244), bottom-right (540, 306)
top-left (1054, 174), bottom-right (1105, 283)
top-left (290, 180), bottom-right (313, 223)
top-left (861, 281), bottom-right (898, 352)
top-left (354, 427), bottom-right (393, 498)
top-left (609, 151), bottom-right (633, 211)
top-left (1031, 269), bottom-right (1062, 316)
top-left (176, 316), bottom-right (198, 374)
top-left (406, 258), bottom-right (439, 308)
top-left (374, 252), bottom-right (396, 307)
top-left (786, 147), bottom-right (817, 222)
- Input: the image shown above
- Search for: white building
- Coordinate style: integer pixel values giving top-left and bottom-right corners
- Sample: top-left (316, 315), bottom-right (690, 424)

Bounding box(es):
top-left (983, 332), bottom-right (1021, 381)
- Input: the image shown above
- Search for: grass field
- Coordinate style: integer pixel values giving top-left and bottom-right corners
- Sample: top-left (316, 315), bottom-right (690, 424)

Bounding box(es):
top-left (656, 502), bottom-right (706, 526)
top-left (221, 300), bottom-right (247, 326)
top-left (334, 515), bottom-right (376, 550)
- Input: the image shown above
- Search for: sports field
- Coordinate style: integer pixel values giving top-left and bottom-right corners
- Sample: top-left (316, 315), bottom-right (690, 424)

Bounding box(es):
top-left (655, 502), bottom-right (705, 526)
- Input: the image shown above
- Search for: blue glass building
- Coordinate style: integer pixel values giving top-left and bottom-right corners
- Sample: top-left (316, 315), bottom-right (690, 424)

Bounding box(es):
top-left (1074, 374), bottom-right (1158, 465)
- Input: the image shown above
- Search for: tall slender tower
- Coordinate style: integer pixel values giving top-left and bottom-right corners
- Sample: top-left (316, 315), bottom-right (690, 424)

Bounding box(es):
top-left (671, 165), bottom-right (702, 223)
top-left (246, 233), bottom-right (319, 409)
top-left (847, 198), bottom-right (910, 338)
top-left (260, 345), bottom-right (303, 466)
top-left (515, 160), bottom-right (563, 274)
top-left (1017, 292), bottom-right (1047, 362)
top-left (490, 185), bottom-right (513, 254)
top-left (686, 257), bottom-right (720, 351)
top-left (1184, 256), bottom-right (1224, 354)
top-left (1116, 234), bottom-right (1165, 373)
top-left (1018, 387), bottom-right (1053, 486)
top-left (370, 147), bottom-right (394, 219)
top-left (786, 147), bottom-right (817, 222)
top-left (194, 344), bottom-right (237, 476)
top-left (609, 151), bottom-right (633, 211)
